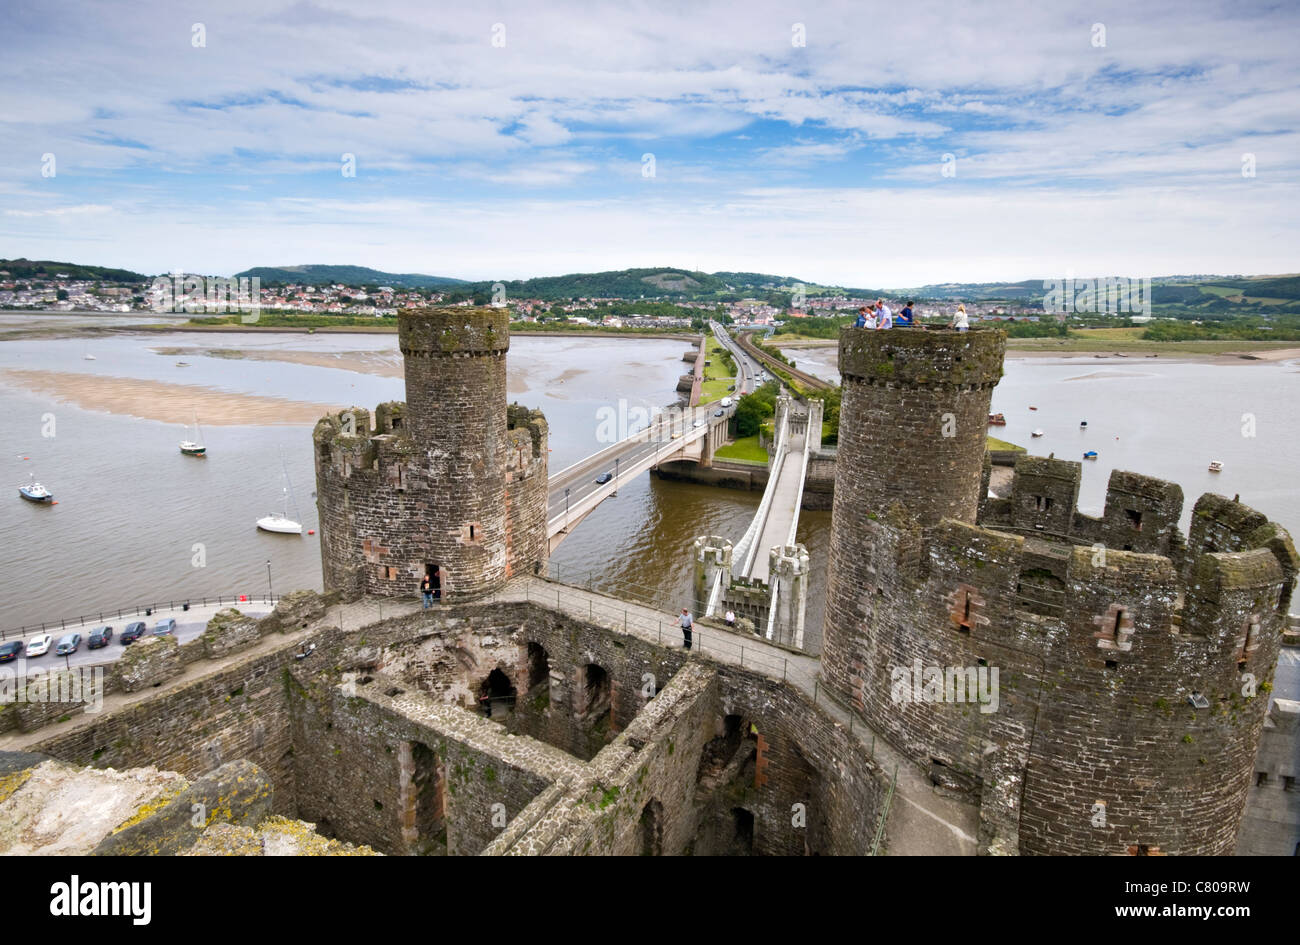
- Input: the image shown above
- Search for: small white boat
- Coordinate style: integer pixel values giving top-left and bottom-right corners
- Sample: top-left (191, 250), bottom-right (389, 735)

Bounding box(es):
top-left (1208, 461), bottom-right (1223, 473)
top-left (83, 354), bottom-right (96, 361)
top-left (257, 512), bottom-right (302, 534)
top-left (1031, 429), bottom-right (1045, 438)
top-left (18, 476), bottom-right (53, 503)
top-left (257, 446), bottom-right (302, 534)
top-left (175, 361), bottom-right (191, 367)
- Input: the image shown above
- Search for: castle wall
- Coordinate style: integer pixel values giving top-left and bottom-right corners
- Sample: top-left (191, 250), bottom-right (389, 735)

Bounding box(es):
top-left (288, 670), bottom-right (583, 855)
top-left (1236, 698), bottom-right (1300, 856)
top-left (29, 639), bottom-right (304, 816)
top-left (293, 598), bottom-right (889, 855)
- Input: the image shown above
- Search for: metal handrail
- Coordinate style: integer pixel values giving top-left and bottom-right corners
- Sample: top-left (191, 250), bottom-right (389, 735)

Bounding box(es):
top-left (1, 593), bottom-right (280, 642)
top-left (870, 765), bottom-right (898, 855)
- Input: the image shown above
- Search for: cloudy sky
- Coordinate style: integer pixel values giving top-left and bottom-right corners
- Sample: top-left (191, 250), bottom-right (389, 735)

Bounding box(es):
top-left (1, 0), bottom-right (1297, 286)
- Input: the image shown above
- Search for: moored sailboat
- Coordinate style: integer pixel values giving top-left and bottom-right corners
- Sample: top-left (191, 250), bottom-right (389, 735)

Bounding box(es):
top-left (257, 447), bottom-right (302, 534)
top-left (179, 412), bottom-right (206, 456)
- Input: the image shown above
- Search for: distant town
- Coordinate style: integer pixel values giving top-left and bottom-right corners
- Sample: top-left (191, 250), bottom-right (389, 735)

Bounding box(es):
top-left (0, 267), bottom-right (1046, 328)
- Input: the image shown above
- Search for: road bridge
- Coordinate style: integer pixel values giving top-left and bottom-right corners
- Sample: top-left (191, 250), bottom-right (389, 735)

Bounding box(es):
top-left (545, 402), bottom-right (730, 552)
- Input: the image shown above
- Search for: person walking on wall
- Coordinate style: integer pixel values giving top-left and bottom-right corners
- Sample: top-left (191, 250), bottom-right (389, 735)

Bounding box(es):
top-left (420, 573), bottom-right (434, 609)
top-left (680, 608), bottom-right (694, 650)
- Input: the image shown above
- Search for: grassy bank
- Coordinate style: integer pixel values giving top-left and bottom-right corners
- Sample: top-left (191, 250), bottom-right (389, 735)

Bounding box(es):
top-left (699, 336), bottom-right (739, 405)
top-left (715, 435), bottom-right (768, 463)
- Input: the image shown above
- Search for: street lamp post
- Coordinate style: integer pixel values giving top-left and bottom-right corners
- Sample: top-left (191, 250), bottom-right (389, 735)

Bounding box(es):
top-left (266, 559), bottom-right (273, 604)
top-left (564, 486), bottom-right (570, 532)
top-left (613, 457), bottom-right (619, 496)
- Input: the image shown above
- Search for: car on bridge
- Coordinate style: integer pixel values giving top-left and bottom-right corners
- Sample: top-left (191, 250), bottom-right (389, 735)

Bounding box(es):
top-left (714, 409), bottom-right (725, 417)
top-left (594, 472), bottom-right (613, 484)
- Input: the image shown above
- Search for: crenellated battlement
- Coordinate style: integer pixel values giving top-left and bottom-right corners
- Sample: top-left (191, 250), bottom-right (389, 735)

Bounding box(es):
top-left (838, 325), bottom-right (1006, 389)
top-left (398, 306), bottom-right (509, 357)
top-left (983, 457), bottom-right (1186, 558)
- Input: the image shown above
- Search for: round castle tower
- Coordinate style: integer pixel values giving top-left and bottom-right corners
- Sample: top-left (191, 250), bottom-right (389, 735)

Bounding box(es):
top-left (823, 326), bottom-right (1006, 716)
top-left (821, 324), bottom-right (1296, 854)
top-left (398, 307), bottom-right (510, 600)
top-left (832, 326), bottom-right (1007, 527)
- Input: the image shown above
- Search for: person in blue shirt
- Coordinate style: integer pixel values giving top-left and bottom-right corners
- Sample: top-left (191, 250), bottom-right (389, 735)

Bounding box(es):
top-left (898, 301), bottom-right (915, 326)
top-left (854, 306), bottom-right (869, 328)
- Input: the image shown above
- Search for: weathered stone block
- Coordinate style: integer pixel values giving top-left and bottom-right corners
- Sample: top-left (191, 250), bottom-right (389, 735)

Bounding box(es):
top-left (114, 634), bottom-right (182, 693)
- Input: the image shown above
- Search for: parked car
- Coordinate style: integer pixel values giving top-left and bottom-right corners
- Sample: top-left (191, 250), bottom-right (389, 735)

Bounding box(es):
top-left (120, 621), bottom-right (147, 645)
top-left (714, 409), bottom-right (725, 417)
top-left (153, 617), bottom-right (177, 636)
top-left (720, 397), bottom-right (733, 407)
top-left (26, 633), bottom-right (52, 657)
top-left (670, 432), bottom-right (682, 439)
top-left (54, 633), bottom-right (82, 656)
top-left (693, 420), bottom-right (705, 427)
top-left (727, 384), bottom-right (735, 391)
top-left (87, 625), bottom-right (114, 649)
top-left (594, 472), bottom-right (612, 484)
top-left (0, 641), bottom-right (23, 663)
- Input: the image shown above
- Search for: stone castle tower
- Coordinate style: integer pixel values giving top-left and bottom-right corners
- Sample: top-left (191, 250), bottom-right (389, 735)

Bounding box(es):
top-left (313, 307), bottom-right (548, 602)
top-left (823, 325), bottom-right (1297, 855)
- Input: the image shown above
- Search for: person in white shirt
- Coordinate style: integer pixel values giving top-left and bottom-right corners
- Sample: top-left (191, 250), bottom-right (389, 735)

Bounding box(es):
top-left (877, 301), bottom-right (893, 330)
top-left (725, 609), bottom-right (735, 627)
top-left (950, 304), bottom-right (969, 331)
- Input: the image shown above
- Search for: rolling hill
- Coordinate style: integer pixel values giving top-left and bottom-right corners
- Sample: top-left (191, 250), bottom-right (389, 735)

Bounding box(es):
top-left (232, 265), bottom-right (467, 289)
top-left (0, 258), bottom-right (148, 283)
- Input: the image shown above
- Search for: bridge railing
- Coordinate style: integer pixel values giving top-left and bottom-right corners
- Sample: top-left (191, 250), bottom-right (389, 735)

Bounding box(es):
top-left (732, 404), bottom-right (790, 575)
top-left (527, 565), bottom-right (794, 682)
top-left (547, 419), bottom-right (712, 537)
top-left (537, 559), bottom-right (778, 640)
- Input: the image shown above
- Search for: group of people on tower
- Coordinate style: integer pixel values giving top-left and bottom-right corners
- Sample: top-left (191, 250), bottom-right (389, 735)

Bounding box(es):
top-left (853, 300), bottom-right (969, 331)
top-left (854, 299), bottom-right (914, 329)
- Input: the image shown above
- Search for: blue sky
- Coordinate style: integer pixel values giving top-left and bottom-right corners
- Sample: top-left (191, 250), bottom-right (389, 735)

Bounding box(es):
top-left (1, 0), bottom-right (1297, 286)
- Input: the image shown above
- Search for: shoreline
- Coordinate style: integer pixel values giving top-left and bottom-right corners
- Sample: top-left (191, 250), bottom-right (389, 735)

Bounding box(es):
top-left (0, 369), bottom-right (340, 426)
top-left (104, 323), bottom-right (700, 343)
